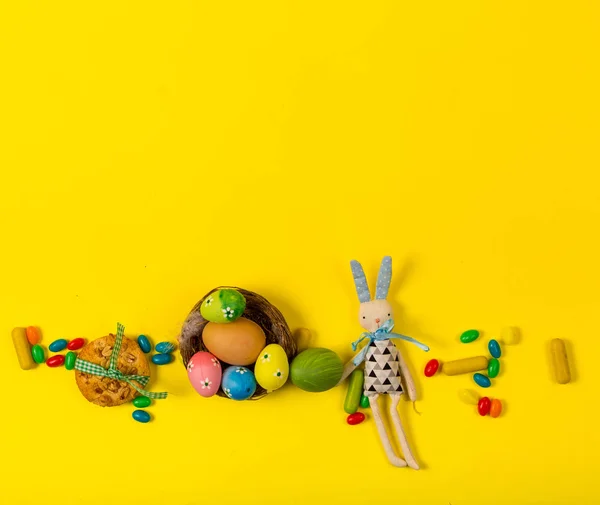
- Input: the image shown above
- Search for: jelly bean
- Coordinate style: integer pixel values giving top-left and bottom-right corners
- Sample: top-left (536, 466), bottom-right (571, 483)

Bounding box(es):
top-left (442, 356), bottom-right (488, 376)
top-left (46, 355), bottom-right (65, 367)
top-left (137, 335), bottom-right (151, 353)
top-left (31, 344), bottom-right (45, 364)
top-left (347, 412), bottom-right (365, 425)
top-left (155, 341), bottom-right (176, 354)
top-left (26, 326), bottom-right (41, 345)
top-left (488, 339), bottom-right (501, 358)
top-left (360, 394), bottom-right (370, 409)
top-left (458, 389), bottom-right (479, 405)
top-left (132, 410), bottom-right (151, 423)
top-left (551, 338), bottom-right (570, 384)
top-left (133, 396), bottom-right (152, 408)
top-left (473, 373), bottom-right (491, 388)
top-left (65, 351), bottom-right (77, 370)
top-left (487, 358), bottom-right (500, 378)
top-left (478, 397), bottom-right (491, 416)
top-left (424, 358), bottom-right (440, 377)
top-left (12, 328), bottom-right (35, 370)
top-left (151, 353), bottom-right (172, 365)
top-left (460, 329), bottom-right (479, 343)
top-left (500, 326), bottom-right (520, 345)
top-left (49, 339), bottom-right (68, 352)
top-left (67, 338), bottom-right (85, 351)
top-left (490, 399), bottom-right (502, 418)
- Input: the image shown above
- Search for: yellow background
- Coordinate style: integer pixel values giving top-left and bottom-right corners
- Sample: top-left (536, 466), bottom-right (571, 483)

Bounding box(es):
top-left (1, 1), bottom-right (598, 504)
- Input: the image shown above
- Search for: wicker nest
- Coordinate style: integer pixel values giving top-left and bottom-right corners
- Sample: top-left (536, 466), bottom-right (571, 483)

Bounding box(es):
top-left (178, 286), bottom-right (297, 399)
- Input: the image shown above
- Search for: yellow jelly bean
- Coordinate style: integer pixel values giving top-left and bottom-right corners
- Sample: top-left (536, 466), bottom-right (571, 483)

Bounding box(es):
top-left (12, 327), bottom-right (35, 370)
top-left (550, 338), bottom-right (571, 384)
top-left (500, 326), bottom-right (520, 345)
top-left (458, 389), bottom-right (480, 405)
top-left (442, 356), bottom-right (488, 376)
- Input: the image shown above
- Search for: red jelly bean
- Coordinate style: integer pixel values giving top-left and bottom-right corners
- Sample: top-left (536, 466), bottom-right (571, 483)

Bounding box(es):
top-left (46, 355), bottom-right (65, 367)
top-left (347, 412), bottom-right (366, 425)
top-left (424, 359), bottom-right (440, 377)
top-left (67, 338), bottom-right (85, 351)
top-left (478, 397), bottom-right (491, 416)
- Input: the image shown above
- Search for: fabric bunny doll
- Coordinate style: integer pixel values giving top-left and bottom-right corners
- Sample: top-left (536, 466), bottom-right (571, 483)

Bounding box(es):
top-left (338, 256), bottom-right (429, 469)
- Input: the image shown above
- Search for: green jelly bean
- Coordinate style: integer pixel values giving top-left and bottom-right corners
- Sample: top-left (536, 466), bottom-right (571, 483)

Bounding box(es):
top-left (31, 344), bottom-right (45, 364)
top-left (360, 394), bottom-right (370, 409)
top-left (64, 351), bottom-right (77, 370)
top-left (460, 329), bottom-right (480, 343)
top-left (133, 396), bottom-right (152, 408)
top-left (344, 369), bottom-right (364, 414)
top-left (487, 358), bottom-right (500, 378)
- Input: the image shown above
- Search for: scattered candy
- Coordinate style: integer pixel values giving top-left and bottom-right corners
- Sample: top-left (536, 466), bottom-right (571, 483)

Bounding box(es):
top-left (133, 396), bottom-right (152, 408)
top-left (137, 335), bottom-right (151, 353)
top-left (550, 338), bottom-right (571, 384)
top-left (488, 339), bottom-right (501, 358)
top-left (67, 338), bottom-right (85, 351)
top-left (46, 355), bottom-right (65, 367)
top-left (360, 394), bottom-right (370, 408)
top-left (460, 329), bottom-right (479, 343)
top-left (490, 399), bottom-right (503, 418)
top-left (424, 358), bottom-right (440, 377)
top-left (49, 339), bottom-right (68, 352)
top-left (458, 389), bottom-right (479, 405)
top-left (31, 344), bottom-right (45, 364)
top-left (487, 358), bottom-right (500, 378)
top-left (473, 373), bottom-right (491, 388)
top-left (347, 412), bottom-right (366, 425)
top-left (500, 326), bottom-right (520, 345)
top-left (478, 397), bottom-right (491, 416)
top-left (65, 351), bottom-right (77, 370)
top-left (442, 356), bottom-right (488, 376)
top-left (26, 326), bottom-right (41, 345)
top-left (344, 369), bottom-right (364, 414)
top-left (12, 327), bottom-right (35, 370)
top-left (151, 353), bottom-right (172, 365)
top-left (155, 342), bottom-right (176, 354)
top-left (132, 410), bottom-right (151, 423)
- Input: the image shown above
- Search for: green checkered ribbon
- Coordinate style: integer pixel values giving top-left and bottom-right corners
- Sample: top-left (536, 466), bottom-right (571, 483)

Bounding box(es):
top-left (74, 323), bottom-right (168, 399)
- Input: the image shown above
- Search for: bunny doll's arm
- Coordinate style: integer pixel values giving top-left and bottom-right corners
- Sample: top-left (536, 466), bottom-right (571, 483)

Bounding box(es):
top-left (336, 350), bottom-right (362, 386)
top-left (396, 346), bottom-right (416, 401)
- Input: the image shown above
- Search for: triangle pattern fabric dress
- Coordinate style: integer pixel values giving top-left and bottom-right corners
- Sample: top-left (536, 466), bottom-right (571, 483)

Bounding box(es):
top-left (363, 339), bottom-right (404, 396)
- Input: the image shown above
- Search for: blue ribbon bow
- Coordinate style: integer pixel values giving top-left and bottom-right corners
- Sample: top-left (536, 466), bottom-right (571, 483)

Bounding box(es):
top-left (351, 319), bottom-right (430, 366)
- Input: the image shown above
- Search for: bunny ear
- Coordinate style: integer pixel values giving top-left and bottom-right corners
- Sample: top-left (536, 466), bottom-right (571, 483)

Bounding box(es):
top-left (350, 260), bottom-right (371, 303)
top-left (375, 256), bottom-right (392, 300)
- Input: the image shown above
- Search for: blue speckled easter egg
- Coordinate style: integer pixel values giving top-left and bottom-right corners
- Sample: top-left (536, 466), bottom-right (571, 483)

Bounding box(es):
top-left (221, 366), bottom-right (256, 400)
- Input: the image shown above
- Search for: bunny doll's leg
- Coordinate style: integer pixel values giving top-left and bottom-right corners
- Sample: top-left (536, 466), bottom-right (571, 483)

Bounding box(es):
top-left (389, 393), bottom-right (419, 470)
top-left (370, 394), bottom-right (407, 467)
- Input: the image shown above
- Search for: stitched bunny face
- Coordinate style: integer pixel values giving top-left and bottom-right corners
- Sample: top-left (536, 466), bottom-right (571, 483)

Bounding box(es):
top-left (350, 256), bottom-right (394, 332)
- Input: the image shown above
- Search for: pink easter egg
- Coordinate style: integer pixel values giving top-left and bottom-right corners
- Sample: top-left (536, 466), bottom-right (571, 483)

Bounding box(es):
top-left (187, 351), bottom-right (222, 397)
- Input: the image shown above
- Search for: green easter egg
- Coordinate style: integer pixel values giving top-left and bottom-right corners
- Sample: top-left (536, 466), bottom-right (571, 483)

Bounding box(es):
top-left (290, 348), bottom-right (343, 393)
top-left (200, 289), bottom-right (246, 323)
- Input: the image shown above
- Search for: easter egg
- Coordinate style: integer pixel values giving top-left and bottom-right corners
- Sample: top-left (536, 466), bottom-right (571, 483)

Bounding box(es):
top-left (202, 318), bottom-right (266, 366)
top-left (200, 289), bottom-right (247, 323)
top-left (221, 366), bottom-right (256, 400)
top-left (290, 348), bottom-right (343, 392)
top-left (187, 351), bottom-right (223, 398)
top-left (254, 344), bottom-right (289, 392)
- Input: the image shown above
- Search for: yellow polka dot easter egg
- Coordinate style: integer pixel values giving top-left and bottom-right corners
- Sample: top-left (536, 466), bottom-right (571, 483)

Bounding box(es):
top-left (254, 344), bottom-right (289, 392)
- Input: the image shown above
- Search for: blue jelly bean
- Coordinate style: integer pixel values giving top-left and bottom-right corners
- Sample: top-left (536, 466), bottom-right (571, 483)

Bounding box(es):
top-left (152, 353), bottom-right (173, 365)
top-left (473, 373), bottom-right (491, 388)
top-left (137, 335), bottom-right (151, 353)
top-left (48, 339), bottom-right (68, 352)
top-left (132, 410), bottom-right (151, 423)
top-left (155, 341), bottom-right (175, 354)
top-left (488, 339), bottom-right (502, 358)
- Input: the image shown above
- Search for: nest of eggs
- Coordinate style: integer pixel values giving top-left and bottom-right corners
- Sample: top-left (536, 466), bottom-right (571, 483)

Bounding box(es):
top-left (178, 286), bottom-right (297, 399)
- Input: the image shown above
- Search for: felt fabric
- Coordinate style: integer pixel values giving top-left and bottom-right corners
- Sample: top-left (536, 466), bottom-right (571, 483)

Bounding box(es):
top-left (375, 256), bottom-right (392, 300)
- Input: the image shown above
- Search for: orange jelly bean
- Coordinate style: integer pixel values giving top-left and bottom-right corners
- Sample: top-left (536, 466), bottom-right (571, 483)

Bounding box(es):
top-left (26, 326), bottom-right (41, 345)
top-left (490, 399), bottom-right (502, 418)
